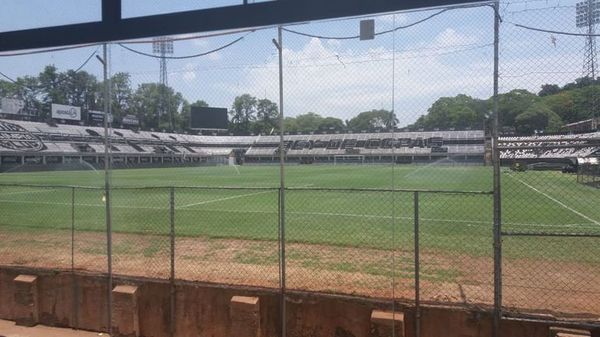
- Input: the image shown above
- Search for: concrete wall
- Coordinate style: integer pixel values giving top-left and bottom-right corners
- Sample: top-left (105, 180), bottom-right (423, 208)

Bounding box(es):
top-left (0, 266), bottom-right (596, 337)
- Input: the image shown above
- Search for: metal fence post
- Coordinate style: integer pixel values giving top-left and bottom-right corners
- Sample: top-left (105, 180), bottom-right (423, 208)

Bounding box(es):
top-left (274, 25), bottom-right (287, 337)
top-left (71, 186), bottom-right (79, 329)
top-left (71, 187), bottom-right (75, 271)
top-left (492, 2), bottom-right (503, 337)
top-left (278, 185), bottom-right (287, 337)
top-left (414, 191), bottom-right (421, 337)
top-left (101, 43), bottom-right (113, 335)
top-left (170, 187), bottom-right (176, 337)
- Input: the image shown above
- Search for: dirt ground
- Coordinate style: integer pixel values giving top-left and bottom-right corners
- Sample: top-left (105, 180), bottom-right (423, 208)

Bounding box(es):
top-left (0, 228), bottom-right (599, 319)
top-left (0, 319), bottom-right (100, 337)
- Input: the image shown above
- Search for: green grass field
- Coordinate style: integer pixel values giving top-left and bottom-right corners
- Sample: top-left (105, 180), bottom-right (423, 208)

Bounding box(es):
top-left (0, 164), bottom-right (598, 256)
top-left (0, 164), bottom-right (599, 312)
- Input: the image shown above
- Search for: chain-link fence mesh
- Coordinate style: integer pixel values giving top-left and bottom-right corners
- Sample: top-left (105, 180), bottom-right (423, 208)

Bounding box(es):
top-left (174, 187), bottom-right (279, 288)
top-left (110, 187), bottom-right (171, 279)
top-left (502, 234), bottom-right (600, 317)
top-left (418, 192), bottom-right (494, 306)
top-left (285, 189), bottom-right (402, 297)
top-left (1, 0), bottom-right (600, 332)
top-left (499, 0), bottom-right (600, 321)
top-left (0, 184), bottom-right (73, 270)
top-left (73, 187), bottom-right (108, 274)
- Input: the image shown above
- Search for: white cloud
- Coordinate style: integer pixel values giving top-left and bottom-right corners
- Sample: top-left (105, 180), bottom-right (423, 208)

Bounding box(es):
top-left (435, 28), bottom-right (478, 47)
top-left (326, 39), bottom-right (342, 48)
top-left (170, 21), bottom-right (577, 128)
top-left (207, 51), bottom-right (222, 61)
top-left (182, 63), bottom-right (197, 82)
top-left (377, 13), bottom-right (408, 26)
top-left (192, 38), bottom-right (210, 47)
top-left (228, 31), bottom-right (493, 126)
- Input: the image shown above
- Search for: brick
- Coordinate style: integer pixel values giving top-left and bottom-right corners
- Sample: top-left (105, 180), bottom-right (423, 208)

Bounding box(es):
top-left (230, 296), bottom-right (260, 337)
top-left (13, 274), bottom-right (39, 327)
top-left (370, 310), bottom-right (404, 337)
top-left (111, 285), bottom-right (139, 337)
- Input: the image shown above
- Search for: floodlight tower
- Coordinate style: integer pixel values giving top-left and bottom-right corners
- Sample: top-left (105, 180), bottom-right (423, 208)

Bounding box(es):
top-left (152, 37), bottom-right (174, 129)
top-left (576, 0), bottom-right (600, 79)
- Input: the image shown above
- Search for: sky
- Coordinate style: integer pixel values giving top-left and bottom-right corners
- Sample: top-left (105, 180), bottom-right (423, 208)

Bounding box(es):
top-left (0, 0), bottom-right (590, 127)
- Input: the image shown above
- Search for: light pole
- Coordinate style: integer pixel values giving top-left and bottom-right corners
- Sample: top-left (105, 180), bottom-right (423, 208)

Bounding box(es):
top-left (96, 44), bottom-right (113, 336)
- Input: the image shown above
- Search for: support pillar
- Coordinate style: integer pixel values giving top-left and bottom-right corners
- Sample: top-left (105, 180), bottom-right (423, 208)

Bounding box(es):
top-left (370, 310), bottom-right (404, 337)
top-left (230, 296), bottom-right (261, 337)
top-left (111, 285), bottom-right (139, 337)
top-left (13, 275), bottom-right (39, 327)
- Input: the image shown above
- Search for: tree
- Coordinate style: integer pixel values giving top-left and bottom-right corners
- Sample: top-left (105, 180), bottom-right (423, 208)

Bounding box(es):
top-left (347, 109), bottom-right (398, 132)
top-left (514, 102), bottom-right (563, 134)
top-left (413, 95), bottom-right (487, 130)
top-left (252, 98), bottom-right (278, 134)
top-left (562, 76), bottom-right (599, 91)
top-left (570, 85), bottom-right (600, 122)
top-left (109, 72), bottom-right (133, 120)
top-left (36, 66), bottom-right (101, 119)
top-left (131, 83), bottom-right (184, 130)
top-left (283, 117), bottom-right (298, 133)
top-left (497, 89), bottom-right (539, 127)
top-left (279, 113), bottom-right (346, 133)
top-left (319, 117), bottom-right (345, 132)
top-left (0, 76), bottom-right (43, 118)
top-left (38, 65), bottom-right (65, 104)
top-left (294, 112), bottom-right (324, 133)
top-left (0, 80), bottom-right (18, 98)
top-left (542, 92), bottom-right (575, 123)
top-left (37, 65), bottom-right (67, 118)
top-left (229, 94), bottom-right (257, 133)
top-left (538, 84), bottom-right (561, 97)
top-left (63, 70), bottom-right (99, 111)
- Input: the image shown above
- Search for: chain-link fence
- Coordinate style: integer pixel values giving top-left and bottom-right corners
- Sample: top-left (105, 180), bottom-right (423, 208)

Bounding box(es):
top-left (1, 0), bottom-right (600, 335)
top-left (502, 233), bottom-right (600, 317)
top-left (498, 0), bottom-right (600, 324)
top-left (174, 186), bottom-right (280, 288)
top-left (0, 183), bottom-right (497, 304)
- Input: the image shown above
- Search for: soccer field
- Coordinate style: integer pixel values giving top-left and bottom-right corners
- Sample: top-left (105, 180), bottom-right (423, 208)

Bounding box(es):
top-left (0, 164), bottom-right (598, 234)
top-left (0, 164), bottom-right (599, 315)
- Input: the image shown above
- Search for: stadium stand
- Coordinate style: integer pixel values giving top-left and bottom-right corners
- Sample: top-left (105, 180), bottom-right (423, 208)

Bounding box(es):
top-left (5, 118), bottom-right (598, 171)
top-left (499, 132), bottom-right (600, 163)
top-left (0, 119), bottom-right (488, 171)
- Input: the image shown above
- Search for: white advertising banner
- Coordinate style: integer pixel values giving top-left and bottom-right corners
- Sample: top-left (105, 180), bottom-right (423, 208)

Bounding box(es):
top-left (51, 103), bottom-right (81, 121)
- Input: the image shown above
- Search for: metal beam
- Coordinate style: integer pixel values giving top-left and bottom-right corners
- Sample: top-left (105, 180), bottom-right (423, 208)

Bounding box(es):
top-left (0, 0), bottom-right (487, 52)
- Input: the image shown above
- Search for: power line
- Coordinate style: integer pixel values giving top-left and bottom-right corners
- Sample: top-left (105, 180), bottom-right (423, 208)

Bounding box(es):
top-left (73, 47), bottom-right (100, 72)
top-left (282, 9), bottom-right (450, 40)
top-left (505, 5), bottom-right (576, 15)
top-left (0, 43), bottom-right (99, 57)
top-left (509, 21), bottom-right (600, 37)
top-left (117, 33), bottom-right (251, 60)
top-left (117, 26), bottom-right (271, 44)
top-left (0, 70), bottom-right (19, 84)
top-left (158, 41), bottom-right (493, 74)
top-left (122, 42), bottom-right (492, 76)
top-left (0, 48), bottom-right (99, 90)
